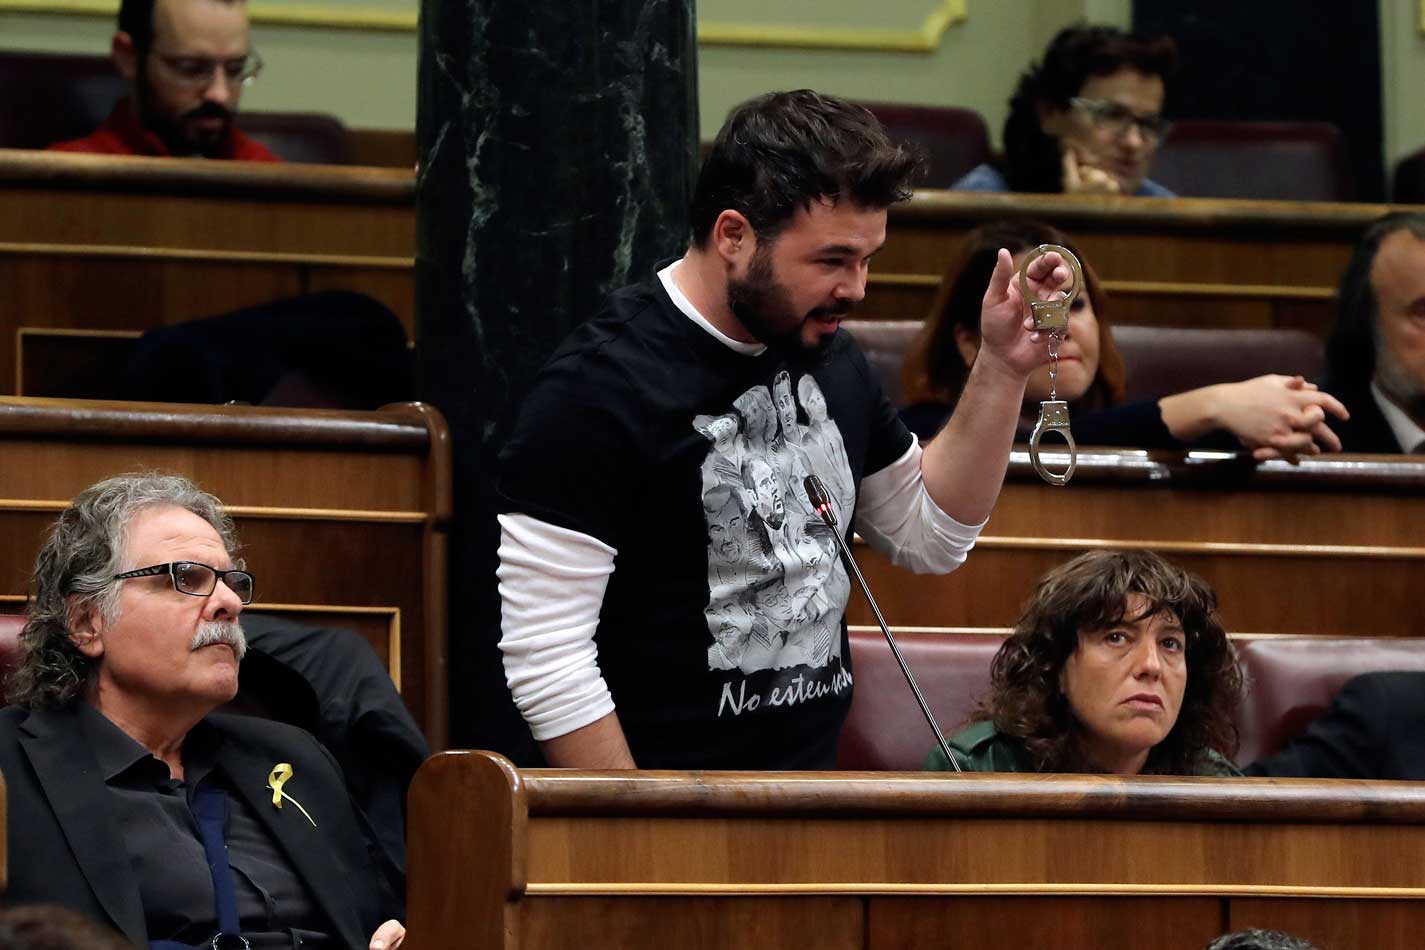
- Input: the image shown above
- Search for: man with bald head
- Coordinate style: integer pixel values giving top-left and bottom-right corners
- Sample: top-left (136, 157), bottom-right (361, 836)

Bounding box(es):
top-left (50, 0), bottom-right (278, 160)
top-left (0, 473), bottom-right (403, 949)
top-left (1323, 212), bottom-right (1425, 453)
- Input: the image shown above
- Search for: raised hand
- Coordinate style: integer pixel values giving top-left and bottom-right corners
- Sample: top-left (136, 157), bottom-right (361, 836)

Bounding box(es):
top-left (975, 247), bottom-right (1072, 380)
top-left (1062, 146), bottom-right (1121, 195)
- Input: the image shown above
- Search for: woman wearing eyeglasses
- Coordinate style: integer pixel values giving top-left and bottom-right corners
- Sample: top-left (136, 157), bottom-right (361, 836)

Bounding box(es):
top-left (953, 25), bottom-right (1177, 197)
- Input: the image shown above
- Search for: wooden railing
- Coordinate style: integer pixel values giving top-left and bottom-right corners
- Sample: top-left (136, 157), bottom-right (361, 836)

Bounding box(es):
top-left (408, 750), bottom-right (1425, 950)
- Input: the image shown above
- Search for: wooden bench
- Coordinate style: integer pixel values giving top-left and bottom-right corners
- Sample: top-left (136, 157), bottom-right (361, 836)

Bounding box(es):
top-left (408, 750), bottom-right (1425, 950)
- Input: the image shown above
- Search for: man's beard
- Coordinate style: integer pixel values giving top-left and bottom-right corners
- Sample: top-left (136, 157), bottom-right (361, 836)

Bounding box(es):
top-left (1375, 330), bottom-right (1425, 423)
top-left (726, 245), bottom-right (847, 367)
top-left (136, 60), bottom-right (234, 157)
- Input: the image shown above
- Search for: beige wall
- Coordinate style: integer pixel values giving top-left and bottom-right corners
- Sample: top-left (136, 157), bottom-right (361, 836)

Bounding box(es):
top-left (1381, 0), bottom-right (1425, 179)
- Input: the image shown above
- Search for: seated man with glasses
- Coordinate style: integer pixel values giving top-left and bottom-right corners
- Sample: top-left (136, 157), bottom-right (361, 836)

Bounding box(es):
top-left (0, 473), bottom-right (404, 950)
top-left (953, 24), bottom-right (1177, 197)
top-left (50, 0), bottom-right (277, 160)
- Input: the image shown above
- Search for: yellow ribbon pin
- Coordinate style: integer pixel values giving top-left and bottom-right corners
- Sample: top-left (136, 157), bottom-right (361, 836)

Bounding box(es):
top-left (266, 763), bottom-right (317, 827)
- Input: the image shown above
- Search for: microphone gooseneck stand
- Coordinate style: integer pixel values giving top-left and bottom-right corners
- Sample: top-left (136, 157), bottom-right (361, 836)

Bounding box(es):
top-left (802, 475), bottom-right (962, 772)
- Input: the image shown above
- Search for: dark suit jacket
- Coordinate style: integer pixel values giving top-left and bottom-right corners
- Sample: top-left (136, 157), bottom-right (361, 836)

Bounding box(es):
top-left (0, 704), bottom-right (404, 948)
top-left (1319, 378), bottom-right (1406, 453)
top-left (1246, 672), bottom-right (1425, 779)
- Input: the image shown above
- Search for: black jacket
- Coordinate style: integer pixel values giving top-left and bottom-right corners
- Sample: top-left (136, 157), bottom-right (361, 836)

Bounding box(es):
top-left (0, 705), bottom-right (404, 948)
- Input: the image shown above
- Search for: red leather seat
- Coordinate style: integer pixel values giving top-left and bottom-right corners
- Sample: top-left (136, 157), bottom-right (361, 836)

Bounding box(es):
top-left (0, 613), bottom-right (25, 693)
top-left (1150, 119), bottom-right (1353, 201)
top-left (858, 102), bottom-right (991, 190)
top-left (1234, 637), bottom-right (1425, 764)
top-left (1112, 326), bottom-right (1324, 403)
top-left (837, 629), bottom-right (1003, 769)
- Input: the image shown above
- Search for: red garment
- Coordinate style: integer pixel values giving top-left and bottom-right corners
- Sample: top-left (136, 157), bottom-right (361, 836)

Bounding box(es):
top-left (48, 99), bottom-right (280, 162)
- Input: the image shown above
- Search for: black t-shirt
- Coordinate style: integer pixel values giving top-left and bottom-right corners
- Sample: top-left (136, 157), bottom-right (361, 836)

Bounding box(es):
top-left (498, 269), bottom-right (912, 769)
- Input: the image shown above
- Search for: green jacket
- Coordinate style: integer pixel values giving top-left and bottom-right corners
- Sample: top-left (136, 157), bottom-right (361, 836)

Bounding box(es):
top-left (923, 720), bottom-right (1243, 776)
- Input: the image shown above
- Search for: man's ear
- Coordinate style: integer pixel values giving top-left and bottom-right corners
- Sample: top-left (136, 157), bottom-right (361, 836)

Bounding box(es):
top-left (711, 210), bottom-right (753, 268)
top-left (952, 325), bottom-right (982, 368)
top-left (67, 597), bottom-right (106, 659)
top-left (112, 31), bottom-right (138, 84)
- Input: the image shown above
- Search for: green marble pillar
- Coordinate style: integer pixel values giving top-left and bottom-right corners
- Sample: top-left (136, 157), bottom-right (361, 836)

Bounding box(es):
top-left (415, 0), bottom-right (698, 758)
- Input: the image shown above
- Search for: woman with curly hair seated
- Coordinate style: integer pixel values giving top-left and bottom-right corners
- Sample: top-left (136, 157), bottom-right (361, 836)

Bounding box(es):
top-left (925, 549), bottom-right (1244, 775)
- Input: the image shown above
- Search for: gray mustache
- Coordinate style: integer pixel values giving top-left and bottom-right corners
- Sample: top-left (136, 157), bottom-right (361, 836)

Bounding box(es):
top-left (190, 621), bottom-right (247, 661)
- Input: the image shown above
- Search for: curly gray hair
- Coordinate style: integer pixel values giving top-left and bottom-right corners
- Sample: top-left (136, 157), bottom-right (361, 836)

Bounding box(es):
top-left (7, 473), bottom-right (238, 708)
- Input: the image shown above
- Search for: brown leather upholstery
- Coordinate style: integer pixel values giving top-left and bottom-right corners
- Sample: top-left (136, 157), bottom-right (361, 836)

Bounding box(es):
top-left (837, 630), bottom-right (1003, 769)
top-left (858, 102), bottom-right (991, 189)
top-left (842, 319), bottom-right (1325, 408)
top-left (0, 48), bottom-right (353, 162)
top-left (0, 50), bottom-right (125, 150)
top-left (0, 613), bottom-right (24, 691)
top-left (839, 629), bottom-right (1425, 770)
top-left (1112, 325), bottom-right (1324, 403)
top-left (1234, 637), bottom-right (1425, 764)
top-left (1150, 120), bottom-right (1353, 201)
top-left (239, 112), bottom-right (354, 165)
top-left (842, 319), bottom-right (921, 405)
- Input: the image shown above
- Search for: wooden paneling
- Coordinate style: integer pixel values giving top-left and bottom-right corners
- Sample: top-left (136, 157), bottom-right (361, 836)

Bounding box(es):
top-left (849, 449), bottom-right (1425, 638)
top-left (0, 397), bottom-right (450, 746)
top-left (863, 190), bottom-right (1408, 335)
top-left (0, 150), bottom-right (416, 397)
top-left (408, 751), bottom-right (1425, 950)
top-left (870, 897), bottom-right (1225, 950)
top-left (1229, 899), bottom-right (1425, 948)
top-left (522, 898), bottom-right (863, 950)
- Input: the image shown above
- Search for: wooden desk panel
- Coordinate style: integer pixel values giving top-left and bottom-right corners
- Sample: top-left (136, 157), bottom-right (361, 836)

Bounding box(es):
top-left (865, 191), bottom-right (1402, 334)
top-left (408, 751), bottom-right (1425, 950)
top-left (849, 450), bottom-right (1425, 637)
top-left (0, 397), bottom-right (450, 746)
top-left (0, 150), bottom-right (416, 397)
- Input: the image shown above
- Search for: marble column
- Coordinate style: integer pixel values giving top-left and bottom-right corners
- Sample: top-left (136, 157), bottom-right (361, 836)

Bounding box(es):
top-left (415, 0), bottom-right (698, 759)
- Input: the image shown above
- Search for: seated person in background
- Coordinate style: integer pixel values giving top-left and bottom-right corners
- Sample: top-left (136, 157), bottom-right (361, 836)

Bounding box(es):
top-left (1321, 211), bottom-right (1425, 453)
top-left (925, 549), bottom-right (1243, 775)
top-left (953, 24), bottom-right (1176, 197)
top-left (0, 473), bottom-right (403, 950)
top-left (900, 219), bottom-right (1348, 461)
top-left (49, 0), bottom-right (278, 160)
top-left (1245, 671), bottom-right (1425, 780)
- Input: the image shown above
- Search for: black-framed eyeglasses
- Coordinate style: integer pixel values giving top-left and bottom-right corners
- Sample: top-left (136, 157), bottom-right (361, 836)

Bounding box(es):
top-left (1070, 97), bottom-right (1170, 143)
top-left (151, 49), bottom-right (264, 89)
top-left (114, 561), bottom-right (255, 605)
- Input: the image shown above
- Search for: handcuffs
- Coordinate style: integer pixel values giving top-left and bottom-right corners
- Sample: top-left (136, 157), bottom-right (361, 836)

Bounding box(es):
top-left (1017, 243), bottom-right (1083, 487)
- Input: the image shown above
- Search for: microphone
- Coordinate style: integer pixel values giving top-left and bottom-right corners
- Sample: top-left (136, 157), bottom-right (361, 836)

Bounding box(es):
top-left (803, 475), bottom-right (962, 772)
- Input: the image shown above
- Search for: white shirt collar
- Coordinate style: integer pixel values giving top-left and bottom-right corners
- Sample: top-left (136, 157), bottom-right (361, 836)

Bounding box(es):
top-left (657, 259), bottom-right (766, 356)
top-left (1370, 381), bottom-right (1425, 453)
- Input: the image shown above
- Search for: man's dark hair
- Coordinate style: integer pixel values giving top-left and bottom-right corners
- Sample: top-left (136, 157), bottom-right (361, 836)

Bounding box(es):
top-left (1206, 929), bottom-right (1320, 950)
top-left (1325, 211), bottom-right (1425, 385)
top-left (973, 549), bottom-right (1242, 775)
top-left (1000, 24), bottom-right (1178, 193)
top-left (690, 89), bottom-right (925, 247)
top-left (118, 0), bottom-right (245, 54)
top-left (118, 0), bottom-right (159, 53)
